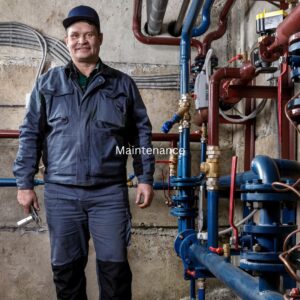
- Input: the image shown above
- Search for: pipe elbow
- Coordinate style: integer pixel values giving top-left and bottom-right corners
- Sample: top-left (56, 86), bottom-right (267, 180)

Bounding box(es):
top-left (251, 155), bottom-right (280, 184)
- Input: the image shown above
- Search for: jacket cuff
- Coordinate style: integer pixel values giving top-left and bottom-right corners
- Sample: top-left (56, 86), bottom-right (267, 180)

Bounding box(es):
top-left (16, 178), bottom-right (34, 190)
top-left (137, 175), bottom-right (153, 185)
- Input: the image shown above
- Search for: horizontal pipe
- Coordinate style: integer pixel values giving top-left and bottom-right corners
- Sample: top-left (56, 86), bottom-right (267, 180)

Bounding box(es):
top-left (152, 133), bottom-right (201, 142)
top-left (0, 130), bottom-right (19, 138)
top-left (219, 156), bottom-right (300, 187)
top-left (189, 244), bottom-right (284, 300)
top-left (0, 178), bottom-right (44, 187)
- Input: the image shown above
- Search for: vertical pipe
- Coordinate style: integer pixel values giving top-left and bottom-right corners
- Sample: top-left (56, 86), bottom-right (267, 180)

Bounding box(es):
top-left (180, 0), bottom-right (203, 94)
top-left (197, 279), bottom-right (205, 300)
top-left (173, 0), bottom-right (190, 36)
top-left (207, 190), bottom-right (218, 248)
top-left (229, 156), bottom-right (238, 249)
top-left (182, 127), bottom-right (191, 178)
top-left (244, 98), bottom-right (255, 170)
top-left (190, 279), bottom-right (196, 300)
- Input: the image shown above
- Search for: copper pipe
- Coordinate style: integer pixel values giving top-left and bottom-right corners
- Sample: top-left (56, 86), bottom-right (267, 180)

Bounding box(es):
top-left (267, 4), bottom-right (300, 52)
top-left (202, 0), bottom-right (236, 55)
top-left (132, 0), bottom-right (202, 54)
top-left (0, 130), bottom-right (19, 138)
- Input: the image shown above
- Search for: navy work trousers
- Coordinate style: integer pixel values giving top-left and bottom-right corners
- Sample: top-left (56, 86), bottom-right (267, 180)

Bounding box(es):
top-left (44, 182), bottom-right (132, 300)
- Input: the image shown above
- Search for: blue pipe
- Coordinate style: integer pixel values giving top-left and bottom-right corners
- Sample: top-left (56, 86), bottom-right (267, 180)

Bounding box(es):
top-left (251, 155), bottom-right (280, 183)
top-left (219, 155), bottom-right (300, 187)
top-left (182, 128), bottom-right (191, 178)
top-left (161, 0), bottom-right (203, 133)
top-left (0, 178), bottom-right (44, 187)
top-left (190, 279), bottom-right (196, 300)
top-left (207, 190), bottom-right (218, 248)
top-left (198, 286), bottom-right (205, 300)
top-left (180, 0), bottom-right (203, 94)
top-left (189, 244), bottom-right (284, 300)
top-left (192, 0), bottom-right (215, 37)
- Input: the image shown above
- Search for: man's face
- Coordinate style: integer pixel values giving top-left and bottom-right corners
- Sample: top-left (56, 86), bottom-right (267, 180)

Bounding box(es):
top-left (65, 21), bottom-right (103, 64)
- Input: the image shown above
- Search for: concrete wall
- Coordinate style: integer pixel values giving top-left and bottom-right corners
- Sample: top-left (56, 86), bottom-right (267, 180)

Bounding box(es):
top-left (0, 0), bottom-right (297, 299)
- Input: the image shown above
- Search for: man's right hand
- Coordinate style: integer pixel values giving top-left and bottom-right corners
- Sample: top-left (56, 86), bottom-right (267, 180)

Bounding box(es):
top-left (17, 189), bottom-right (40, 214)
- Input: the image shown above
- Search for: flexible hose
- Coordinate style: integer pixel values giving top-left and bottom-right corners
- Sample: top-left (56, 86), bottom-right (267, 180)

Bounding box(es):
top-left (218, 208), bottom-right (258, 235)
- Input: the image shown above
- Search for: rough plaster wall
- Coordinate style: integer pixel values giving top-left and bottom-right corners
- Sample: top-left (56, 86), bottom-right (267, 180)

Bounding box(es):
top-left (0, 0), bottom-right (251, 299)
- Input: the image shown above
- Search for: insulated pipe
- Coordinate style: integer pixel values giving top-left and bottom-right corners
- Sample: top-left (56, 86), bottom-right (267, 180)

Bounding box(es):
top-left (202, 0), bottom-right (236, 55)
top-left (189, 244), bottom-right (284, 300)
top-left (132, 0), bottom-right (202, 55)
top-left (268, 3), bottom-right (300, 52)
top-left (147, 0), bottom-right (169, 35)
top-left (192, 0), bottom-right (215, 37)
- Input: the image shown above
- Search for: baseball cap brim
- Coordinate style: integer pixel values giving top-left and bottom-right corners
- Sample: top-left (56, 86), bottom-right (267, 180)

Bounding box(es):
top-left (63, 16), bottom-right (100, 29)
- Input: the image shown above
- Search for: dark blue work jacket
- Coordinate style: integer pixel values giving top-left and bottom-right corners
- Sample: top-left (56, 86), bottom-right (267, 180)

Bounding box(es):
top-left (13, 62), bottom-right (154, 188)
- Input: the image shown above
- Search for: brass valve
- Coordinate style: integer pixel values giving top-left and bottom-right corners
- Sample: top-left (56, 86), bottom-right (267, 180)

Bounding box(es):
top-left (169, 152), bottom-right (177, 177)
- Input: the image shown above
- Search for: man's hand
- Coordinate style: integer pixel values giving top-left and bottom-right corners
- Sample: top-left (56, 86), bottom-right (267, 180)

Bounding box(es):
top-left (135, 183), bottom-right (154, 209)
top-left (17, 189), bottom-right (39, 214)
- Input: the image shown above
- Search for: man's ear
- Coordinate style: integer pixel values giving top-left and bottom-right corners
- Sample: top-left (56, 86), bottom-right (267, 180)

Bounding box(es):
top-left (99, 33), bottom-right (103, 46)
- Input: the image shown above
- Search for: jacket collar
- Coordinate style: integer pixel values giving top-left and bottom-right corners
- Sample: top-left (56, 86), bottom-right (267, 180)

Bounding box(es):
top-left (64, 59), bottom-right (113, 79)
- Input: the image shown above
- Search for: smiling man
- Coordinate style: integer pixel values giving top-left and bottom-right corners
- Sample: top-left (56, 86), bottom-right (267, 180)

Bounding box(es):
top-left (13, 5), bottom-right (154, 300)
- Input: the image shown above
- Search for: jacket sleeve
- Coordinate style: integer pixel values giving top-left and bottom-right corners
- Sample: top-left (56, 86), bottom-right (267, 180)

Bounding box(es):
top-left (127, 78), bottom-right (155, 185)
top-left (13, 82), bottom-right (45, 189)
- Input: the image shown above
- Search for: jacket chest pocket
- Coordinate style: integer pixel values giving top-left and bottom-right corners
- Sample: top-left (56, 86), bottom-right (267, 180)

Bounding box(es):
top-left (95, 92), bottom-right (128, 129)
top-left (43, 87), bottom-right (74, 131)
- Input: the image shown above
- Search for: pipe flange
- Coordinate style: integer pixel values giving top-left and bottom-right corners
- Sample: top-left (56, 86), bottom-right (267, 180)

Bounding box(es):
top-left (259, 35), bottom-right (281, 62)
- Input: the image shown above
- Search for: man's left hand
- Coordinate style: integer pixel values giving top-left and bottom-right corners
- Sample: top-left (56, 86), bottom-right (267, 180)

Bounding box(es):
top-left (135, 183), bottom-right (154, 209)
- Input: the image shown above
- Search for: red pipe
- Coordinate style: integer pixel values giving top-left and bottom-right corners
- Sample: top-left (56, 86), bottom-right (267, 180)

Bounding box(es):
top-left (202, 0), bottom-right (236, 55)
top-left (155, 160), bottom-right (174, 164)
top-left (0, 130), bottom-right (19, 138)
top-left (229, 156), bottom-right (239, 250)
top-left (208, 68), bottom-right (243, 145)
top-left (132, 0), bottom-right (202, 55)
top-left (278, 58), bottom-right (295, 159)
top-left (227, 85), bottom-right (285, 100)
top-left (244, 98), bottom-right (255, 170)
top-left (268, 4), bottom-right (300, 52)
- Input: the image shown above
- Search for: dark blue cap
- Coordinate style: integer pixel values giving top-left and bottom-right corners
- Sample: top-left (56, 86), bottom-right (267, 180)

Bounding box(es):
top-left (63, 5), bottom-right (100, 31)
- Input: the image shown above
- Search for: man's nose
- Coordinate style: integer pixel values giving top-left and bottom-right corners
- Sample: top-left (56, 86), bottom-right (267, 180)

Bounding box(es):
top-left (78, 35), bottom-right (87, 44)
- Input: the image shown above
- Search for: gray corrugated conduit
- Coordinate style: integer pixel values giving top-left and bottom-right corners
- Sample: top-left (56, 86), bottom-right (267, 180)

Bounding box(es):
top-left (0, 22), bottom-right (180, 89)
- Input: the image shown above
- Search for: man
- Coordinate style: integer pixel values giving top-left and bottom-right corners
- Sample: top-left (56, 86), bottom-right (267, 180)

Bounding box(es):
top-left (13, 5), bottom-right (154, 300)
